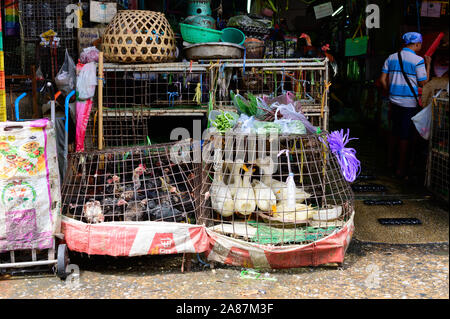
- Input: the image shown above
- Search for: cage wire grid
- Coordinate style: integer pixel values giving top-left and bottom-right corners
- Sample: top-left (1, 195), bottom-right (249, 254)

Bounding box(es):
top-left (198, 132), bottom-right (354, 246)
top-left (17, 0), bottom-right (80, 77)
top-left (207, 58), bottom-right (330, 131)
top-left (82, 63), bottom-right (210, 150)
top-left (84, 59), bottom-right (328, 150)
top-left (61, 140), bottom-right (201, 225)
top-left (102, 65), bottom-right (210, 108)
top-left (427, 97), bottom-right (449, 202)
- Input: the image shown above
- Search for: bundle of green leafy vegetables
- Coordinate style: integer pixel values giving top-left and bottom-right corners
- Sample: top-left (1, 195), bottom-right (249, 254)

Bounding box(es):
top-left (211, 111), bottom-right (236, 133)
top-left (230, 90), bottom-right (263, 117)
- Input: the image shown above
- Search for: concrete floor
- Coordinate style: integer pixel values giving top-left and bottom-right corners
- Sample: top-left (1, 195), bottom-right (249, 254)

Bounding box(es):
top-left (0, 240), bottom-right (448, 299)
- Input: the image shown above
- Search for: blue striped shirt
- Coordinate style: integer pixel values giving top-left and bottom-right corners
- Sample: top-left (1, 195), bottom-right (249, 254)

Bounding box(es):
top-left (382, 47), bottom-right (427, 108)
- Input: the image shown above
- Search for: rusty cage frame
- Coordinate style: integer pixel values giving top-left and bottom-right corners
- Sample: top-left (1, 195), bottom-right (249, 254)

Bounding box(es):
top-left (207, 58), bottom-right (330, 131)
top-left (198, 132), bottom-right (354, 246)
top-left (84, 61), bottom-right (211, 149)
top-left (427, 97), bottom-right (449, 202)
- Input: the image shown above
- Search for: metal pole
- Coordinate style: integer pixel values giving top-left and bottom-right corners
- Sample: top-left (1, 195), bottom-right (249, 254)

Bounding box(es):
top-left (0, 3), bottom-right (7, 121)
top-left (64, 90), bottom-right (76, 176)
top-left (98, 52), bottom-right (104, 150)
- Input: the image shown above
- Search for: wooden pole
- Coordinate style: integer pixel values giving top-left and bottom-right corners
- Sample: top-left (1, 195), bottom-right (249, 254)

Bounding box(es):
top-left (98, 52), bottom-right (104, 150)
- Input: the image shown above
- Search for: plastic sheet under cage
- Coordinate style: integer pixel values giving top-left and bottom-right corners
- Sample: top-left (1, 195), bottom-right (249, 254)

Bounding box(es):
top-left (61, 142), bottom-right (200, 225)
top-left (199, 132), bottom-right (355, 247)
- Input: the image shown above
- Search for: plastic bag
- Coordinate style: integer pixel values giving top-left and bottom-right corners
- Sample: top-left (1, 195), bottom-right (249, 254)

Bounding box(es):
top-left (80, 46), bottom-right (100, 64)
top-left (253, 120), bottom-right (282, 134)
top-left (262, 92), bottom-right (302, 114)
top-left (262, 92), bottom-right (295, 106)
top-left (274, 103), bottom-right (319, 134)
top-left (75, 99), bottom-right (93, 152)
top-left (274, 119), bottom-right (306, 134)
top-left (411, 105), bottom-right (432, 140)
top-left (412, 89), bottom-right (443, 140)
top-left (233, 114), bottom-right (257, 133)
top-left (76, 62), bottom-right (97, 100)
top-left (55, 49), bottom-right (76, 95)
top-left (227, 15), bottom-right (266, 28)
top-left (209, 110), bottom-right (239, 132)
top-left (278, 150), bottom-right (296, 211)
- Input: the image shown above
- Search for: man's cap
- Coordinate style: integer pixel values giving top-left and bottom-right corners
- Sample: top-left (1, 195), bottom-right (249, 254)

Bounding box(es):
top-left (402, 32), bottom-right (423, 44)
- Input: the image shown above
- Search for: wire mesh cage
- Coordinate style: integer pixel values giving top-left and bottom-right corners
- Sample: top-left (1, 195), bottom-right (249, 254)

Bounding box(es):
top-left (83, 62), bottom-right (210, 150)
top-left (61, 140), bottom-right (201, 225)
top-left (83, 111), bottom-right (151, 150)
top-left (208, 58), bottom-right (330, 131)
top-left (18, 0), bottom-right (79, 77)
top-left (198, 132), bottom-right (354, 246)
top-left (102, 63), bottom-right (210, 108)
top-left (19, 0), bottom-right (77, 41)
top-left (427, 97), bottom-right (449, 202)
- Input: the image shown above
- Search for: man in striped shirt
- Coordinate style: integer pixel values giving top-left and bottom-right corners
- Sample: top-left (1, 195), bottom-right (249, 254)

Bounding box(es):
top-left (379, 32), bottom-right (431, 178)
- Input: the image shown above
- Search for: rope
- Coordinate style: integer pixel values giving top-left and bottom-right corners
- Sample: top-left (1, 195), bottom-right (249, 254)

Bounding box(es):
top-left (197, 253), bottom-right (210, 267)
top-left (92, 110), bottom-right (98, 145)
top-left (321, 81), bottom-right (332, 118)
top-left (168, 91), bottom-right (179, 107)
top-left (299, 139), bottom-right (304, 184)
top-left (320, 129), bottom-right (361, 183)
top-left (277, 149), bottom-right (292, 174)
top-left (243, 48), bottom-right (246, 75)
top-left (193, 82), bottom-right (202, 105)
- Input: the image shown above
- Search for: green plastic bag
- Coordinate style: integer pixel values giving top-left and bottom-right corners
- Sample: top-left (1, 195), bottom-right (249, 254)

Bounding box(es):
top-left (345, 23), bottom-right (368, 57)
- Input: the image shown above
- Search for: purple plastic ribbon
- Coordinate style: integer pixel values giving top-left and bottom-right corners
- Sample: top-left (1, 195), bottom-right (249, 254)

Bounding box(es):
top-left (321, 129), bottom-right (361, 183)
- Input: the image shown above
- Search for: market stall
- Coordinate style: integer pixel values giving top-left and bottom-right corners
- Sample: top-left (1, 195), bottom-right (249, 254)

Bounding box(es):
top-left (2, 0), bottom-right (366, 272)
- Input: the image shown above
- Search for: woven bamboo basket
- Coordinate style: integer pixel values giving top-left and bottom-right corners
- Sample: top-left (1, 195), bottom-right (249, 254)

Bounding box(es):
top-left (102, 10), bottom-right (177, 63)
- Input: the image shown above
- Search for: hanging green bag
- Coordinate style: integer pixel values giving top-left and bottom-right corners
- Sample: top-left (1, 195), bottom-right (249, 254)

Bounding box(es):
top-left (345, 22), bottom-right (369, 57)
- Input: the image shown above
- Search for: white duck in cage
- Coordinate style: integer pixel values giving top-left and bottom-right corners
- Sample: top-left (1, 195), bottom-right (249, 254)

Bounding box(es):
top-left (226, 159), bottom-right (244, 198)
top-left (210, 161), bottom-right (235, 217)
top-left (256, 156), bottom-right (311, 204)
top-left (273, 202), bottom-right (317, 221)
top-left (252, 179), bottom-right (277, 212)
top-left (234, 164), bottom-right (256, 216)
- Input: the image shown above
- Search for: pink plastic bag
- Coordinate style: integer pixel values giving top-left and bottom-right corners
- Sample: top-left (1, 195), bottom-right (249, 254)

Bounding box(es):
top-left (262, 91), bottom-right (295, 105)
top-left (76, 99), bottom-right (93, 152)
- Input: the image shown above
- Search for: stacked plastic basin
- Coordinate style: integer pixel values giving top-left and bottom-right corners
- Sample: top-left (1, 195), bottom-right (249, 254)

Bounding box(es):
top-left (180, 23), bottom-right (245, 45)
